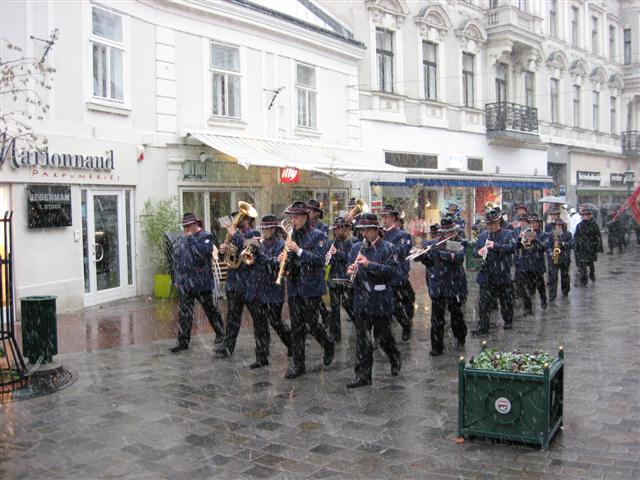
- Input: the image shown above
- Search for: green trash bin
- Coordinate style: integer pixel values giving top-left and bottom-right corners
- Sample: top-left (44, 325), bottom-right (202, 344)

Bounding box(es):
top-left (21, 295), bottom-right (58, 364)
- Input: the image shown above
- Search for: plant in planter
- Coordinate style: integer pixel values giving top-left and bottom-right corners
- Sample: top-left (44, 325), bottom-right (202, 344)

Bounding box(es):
top-left (139, 197), bottom-right (181, 298)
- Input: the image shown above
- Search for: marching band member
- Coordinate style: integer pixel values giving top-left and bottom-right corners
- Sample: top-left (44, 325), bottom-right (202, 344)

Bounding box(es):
top-left (215, 209), bottom-right (260, 358)
top-left (380, 204), bottom-right (415, 341)
top-left (546, 218), bottom-right (573, 301)
top-left (517, 214), bottom-right (548, 314)
top-left (170, 213), bottom-right (225, 353)
top-left (346, 213), bottom-right (401, 388)
top-left (544, 207), bottom-right (561, 234)
top-left (306, 199), bottom-right (329, 234)
top-left (244, 215), bottom-right (292, 368)
top-left (446, 202), bottom-right (465, 230)
top-left (472, 209), bottom-right (516, 335)
top-left (278, 201), bottom-right (335, 379)
top-left (325, 216), bottom-right (355, 342)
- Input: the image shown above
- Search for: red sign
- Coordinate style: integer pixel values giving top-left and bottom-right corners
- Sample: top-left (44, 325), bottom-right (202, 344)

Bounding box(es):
top-left (279, 167), bottom-right (300, 183)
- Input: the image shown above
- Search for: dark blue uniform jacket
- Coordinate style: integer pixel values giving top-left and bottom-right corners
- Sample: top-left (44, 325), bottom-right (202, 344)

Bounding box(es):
top-left (327, 237), bottom-right (354, 285)
top-left (174, 229), bottom-right (215, 294)
top-left (545, 231), bottom-right (573, 266)
top-left (286, 226), bottom-right (327, 298)
top-left (518, 230), bottom-right (548, 273)
top-left (473, 228), bottom-right (515, 285)
top-left (245, 238), bottom-right (285, 304)
top-left (383, 227), bottom-right (412, 286)
top-left (226, 228), bottom-right (260, 293)
top-left (348, 238), bottom-right (397, 315)
top-left (424, 242), bottom-right (468, 300)
top-left (312, 221), bottom-right (329, 235)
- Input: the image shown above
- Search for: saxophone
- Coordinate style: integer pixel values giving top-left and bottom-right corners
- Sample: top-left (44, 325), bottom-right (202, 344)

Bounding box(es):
top-left (552, 230), bottom-right (561, 265)
top-left (275, 219), bottom-right (294, 286)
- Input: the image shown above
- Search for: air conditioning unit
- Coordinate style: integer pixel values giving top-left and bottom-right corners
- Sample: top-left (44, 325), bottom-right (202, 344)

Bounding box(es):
top-left (447, 154), bottom-right (465, 171)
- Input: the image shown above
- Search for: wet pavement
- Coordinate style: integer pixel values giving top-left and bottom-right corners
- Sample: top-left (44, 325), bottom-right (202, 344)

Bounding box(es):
top-left (1, 246), bottom-right (639, 479)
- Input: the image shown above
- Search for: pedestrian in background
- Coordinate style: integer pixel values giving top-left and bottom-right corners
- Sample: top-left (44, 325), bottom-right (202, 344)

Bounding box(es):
top-left (606, 212), bottom-right (625, 255)
top-left (574, 208), bottom-right (603, 286)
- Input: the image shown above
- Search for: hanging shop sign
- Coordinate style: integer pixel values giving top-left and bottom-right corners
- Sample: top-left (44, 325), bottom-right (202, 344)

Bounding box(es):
top-left (610, 173), bottom-right (625, 185)
top-left (279, 167), bottom-right (300, 184)
top-left (576, 171), bottom-right (601, 186)
top-left (27, 184), bottom-right (72, 228)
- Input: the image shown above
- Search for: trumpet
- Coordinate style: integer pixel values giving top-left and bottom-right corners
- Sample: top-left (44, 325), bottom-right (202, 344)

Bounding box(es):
top-left (275, 219), bottom-right (294, 286)
top-left (222, 201), bottom-right (258, 269)
top-left (239, 237), bottom-right (262, 266)
top-left (347, 198), bottom-right (369, 220)
top-left (519, 227), bottom-right (536, 250)
top-left (405, 233), bottom-right (458, 261)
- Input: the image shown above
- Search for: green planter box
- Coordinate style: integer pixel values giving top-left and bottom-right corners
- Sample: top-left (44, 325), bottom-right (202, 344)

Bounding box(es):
top-left (458, 346), bottom-right (564, 449)
top-left (153, 274), bottom-right (174, 299)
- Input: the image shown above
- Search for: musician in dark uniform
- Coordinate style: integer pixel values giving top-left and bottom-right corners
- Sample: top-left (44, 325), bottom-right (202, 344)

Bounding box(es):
top-left (446, 202), bottom-right (466, 230)
top-left (346, 213), bottom-right (401, 388)
top-left (325, 216), bottom-right (355, 341)
top-left (380, 204), bottom-right (414, 341)
top-left (516, 214), bottom-right (548, 314)
top-left (415, 218), bottom-right (467, 356)
top-left (544, 207), bottom-right (561, 234)
top-left (472, 209), bottom-right (516, 334)
top-left (546, 218), bottom-right (573, 301)
top-left (511, 214), bottom-right (527, 300)
top-left (574, 208), bottom-right (603, 286)
top-left (170, 213), bottom-right (226, 352)
top-left (244, 215), bottom-right (292, 368)
top-left (307, 199), bottom-right (329, 234)
top-left (278, 202), bottom-right (335, 379)
top-left (515, 203), bottom-right (528, 219)
top-left (215, 209), bottom-right (260, 357)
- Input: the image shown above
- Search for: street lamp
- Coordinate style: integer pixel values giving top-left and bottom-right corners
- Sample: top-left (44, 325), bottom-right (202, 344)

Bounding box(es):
top-left (624, 168), bottom-right (635, 197)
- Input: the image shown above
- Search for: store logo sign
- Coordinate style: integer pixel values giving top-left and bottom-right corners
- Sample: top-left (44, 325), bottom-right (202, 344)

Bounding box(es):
top-left (280, 167), bottom-right (300, 183)
top-left (0, 133), bottom-right (114, 172)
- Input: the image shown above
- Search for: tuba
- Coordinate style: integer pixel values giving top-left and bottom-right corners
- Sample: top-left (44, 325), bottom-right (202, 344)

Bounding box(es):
top-left (222, 201), bottom-right (258, 270)
top-left (347, 198), bottom-right (369, 219)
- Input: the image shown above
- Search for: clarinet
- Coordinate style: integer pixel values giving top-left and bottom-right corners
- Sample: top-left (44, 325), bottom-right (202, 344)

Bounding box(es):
top-left (349, 239), bottom-right (369, 283)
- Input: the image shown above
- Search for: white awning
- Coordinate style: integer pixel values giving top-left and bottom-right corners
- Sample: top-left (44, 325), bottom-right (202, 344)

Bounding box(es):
top-left (185, 131), bottom-right (406, 182)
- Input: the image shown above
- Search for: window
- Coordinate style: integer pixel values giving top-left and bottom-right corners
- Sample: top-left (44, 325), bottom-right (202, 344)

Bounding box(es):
top-left (591, 16), bottom-right (598, 55)
top-left (624, 28), bottom-right (632, 64)
top-left (422, 41), bottom-right (437, 100)
top-left (384, 152), bottom-right (437, 169)
top-left (549, 0), bottom-right (557, 37)
top-left (496, 63), bottom-right (508, 103)
top-left (524, 71), bottom-right (535, 108)
top-left (550, 79), bottom-right (559, 123)
top-left (593, 91), bottom-right (599, 131)
top-left (210, 42), bottom-right (241, 118)
top-left (467, 157), bottom-right (483, 171)
top-left (91, 5), bottom-right (124, 101)
top-left (573, 85), bottom-right (581, 128)
top-left (489, 0), bottom-right (499, 8)
top-left (462, 53), bottom-right (474, 108)
top-left (296, 63), bottom-right (317, 128)
top-left (376, 28), bottom-right (394, 93)
top-left (517, 0), bottom-right (527, 12)
top-left (609, 26), bottom-right (616, 59)
top-left (628, 102), bottom-right (633, 130)
top-left (611, 96), bottom-right (617, 134)
top-left (571, 7), bottom-right (579, 46)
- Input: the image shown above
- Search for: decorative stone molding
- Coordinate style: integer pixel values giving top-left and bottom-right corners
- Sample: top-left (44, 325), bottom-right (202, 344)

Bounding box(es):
top-left (608, 73), bottom-right (624, 95)
top-left (546, 50), bottom-right (568, 73)
top-left (414, 5), bottom-right (452, 42)
top-left (569, 59), bottom-right (588, 82)
top-left (455, 18), bottom-right (487, 53)
top-left (366, 0), bottom-right (409, 29)
top-left (589, 67), bottom-right (607, 89)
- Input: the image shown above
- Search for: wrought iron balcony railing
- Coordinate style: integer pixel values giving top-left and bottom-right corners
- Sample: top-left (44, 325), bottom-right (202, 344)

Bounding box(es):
top-left (622, 131), bottom-right (640, 155)
top-left (486, 102), bottom-right (538, 134)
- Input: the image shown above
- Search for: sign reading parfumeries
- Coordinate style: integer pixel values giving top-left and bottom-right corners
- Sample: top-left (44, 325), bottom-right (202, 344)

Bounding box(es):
top-left (27, 185), bottom-right (72, 228)
top-left (279, 167), bottom-right (300, 183)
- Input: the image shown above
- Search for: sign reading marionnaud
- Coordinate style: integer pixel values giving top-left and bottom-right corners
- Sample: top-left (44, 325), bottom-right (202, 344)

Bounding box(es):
top-left (0, 134), bottom-right (114, 171)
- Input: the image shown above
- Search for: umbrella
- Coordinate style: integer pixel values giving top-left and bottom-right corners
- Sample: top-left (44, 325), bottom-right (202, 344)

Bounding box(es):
top-left (538, 195), bottom-right (566, 204)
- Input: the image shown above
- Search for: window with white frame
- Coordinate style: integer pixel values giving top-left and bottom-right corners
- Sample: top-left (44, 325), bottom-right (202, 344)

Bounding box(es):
top-left (610, 96), bottom-right (616, 134)
top-left (609, 25), bottom-right (616, 59)
top-left (376, 28), bottom-right (394, 93)
top-left (524, 71), bottom-right (535, 108)
top-left (462, 52), bottom-right (474, 108)
top-left (91, 5), bottom-right (124, 101)
top-left (591, 16), bottom-right (598, 55)
top-left (573, 85), bottom-right (581, 128)
top-left (210, 42), bottom-right (241, 118)
top-left (624, 28), bottom-right (632, 64)
top-left (422, 41), bottom-right (437, 100)
top-left (571, 7), bottom-right (579, 46)
top-left (550, 78), bottom-right (559, 123)
top-left (495, 63), bottom-right (508, 103)
top-left (549, 0), bottom-right (557, 37)
top-left (592, 91), bottom-right (599, 131)
top-left (296, 63), bottom-right (317, 129)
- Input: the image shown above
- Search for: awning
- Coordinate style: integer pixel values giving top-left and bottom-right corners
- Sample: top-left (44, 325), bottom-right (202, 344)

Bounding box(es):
top-left (372, 173), bottom-right (553, 189)
top-left (186, 131), bottom-right (407, 182)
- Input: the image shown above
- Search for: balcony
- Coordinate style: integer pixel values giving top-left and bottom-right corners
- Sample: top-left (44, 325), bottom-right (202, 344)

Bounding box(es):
top-left (622, 131), bottom-right (640, 156)
top-left (622, 63), bottom-right (640, 90)
top-left (485, 5), bottom-right (543, 50)
top-left (486, 102), bottom-right (539, 146)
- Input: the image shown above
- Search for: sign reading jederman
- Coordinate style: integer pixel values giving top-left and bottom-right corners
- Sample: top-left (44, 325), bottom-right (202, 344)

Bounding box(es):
top-left (27, 184), bottom-right (72, 228)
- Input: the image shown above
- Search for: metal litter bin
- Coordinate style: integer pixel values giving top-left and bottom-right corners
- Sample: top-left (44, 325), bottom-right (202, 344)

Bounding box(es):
top-left (21, 295), bottom-right (58, 364)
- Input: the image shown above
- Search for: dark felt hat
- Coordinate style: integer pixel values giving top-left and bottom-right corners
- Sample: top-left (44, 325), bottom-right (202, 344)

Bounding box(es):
top-left (581, 207), bottom-right (593, 215)
top-left (438, 217), bottom-right (457, 233)
top-left (180, 212), bottom-right (202, 227)
top-left (355, 213), bottom-right (381, 229)
top-left (516, 203), bottom-right (528, 210)
top-left (330, 216), bottom-right (350, 230)
top-left (306, 199), bottom-right (324, 218)
top-left (379, 204), bottom-right (400, 216)
top-left (284, 201), bottom-right (309, 215)
top-left (527, 213), bottom-right (541, 222)
top-left (429, 224), bottom-right (440, 234)
top-left (259, 214), bottom-right (281, 229)
top-left (553, 218), bottom-right (566, 225)
top-left (484, 209), bottom-right (502, 224)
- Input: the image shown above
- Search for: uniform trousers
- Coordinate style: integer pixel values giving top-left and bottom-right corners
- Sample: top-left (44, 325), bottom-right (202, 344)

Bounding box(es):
top-left (222, 290), bottom-right (247, 353)
top-left (430, 296), bottom-right (466, 353)
top-left (288, 296), bottom-right (334, 370)
top-left (177, 290), bottom-right (225, 345)
top-left (352, 312), bottom-right (400, 381)
top-left (392, 280), bottom-right (415, 332)
top-left (576, 260), bottom-right (596, 286)
top-left (548, 263), bottom-right (570, 300)
top-left (478, 283), bottom-right (514, 331)
top-left (519, 272), bottom-right (547, 312)
top-left (327, 285), bottom-right (354, 340)
top-left (246, 302), bottom-right (291, 362)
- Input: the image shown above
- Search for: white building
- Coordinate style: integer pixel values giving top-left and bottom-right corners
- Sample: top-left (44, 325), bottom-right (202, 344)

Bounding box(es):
top-left (0, 0), bottom-right (397, 312)
top-left (319, 0), bottom-right (639, 234)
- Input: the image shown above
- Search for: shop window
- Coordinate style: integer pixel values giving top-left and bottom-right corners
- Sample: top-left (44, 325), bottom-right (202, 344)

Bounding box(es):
top-left (385, 152), bottom-right (437, 169)
top-left (467, 157), bottom-right (483, 171)
top-left (296, 63), bottom-right (317, 129)
top-left (91, 5), bottom-right (124, 101)
top-left (81, 190), bottom-right (90, 294)
top-left (462, 53), bottom-right (474, 108)
top-left (376, 28), bottom-right (394, 93)
top-left (422, 41), bottom-right (437, 101)
top-left (210, 42), bottom-right (241, 118)
top-left (125, 190), bottom-right (133, 286)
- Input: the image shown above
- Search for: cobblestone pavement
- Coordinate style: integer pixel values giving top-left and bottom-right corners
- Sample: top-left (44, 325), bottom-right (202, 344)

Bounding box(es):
top-left (1, 247), bottom-right (639, 479)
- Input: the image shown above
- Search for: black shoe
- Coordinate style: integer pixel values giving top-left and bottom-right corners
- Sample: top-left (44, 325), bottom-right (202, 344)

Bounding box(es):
top-left (285, 367), bottom-right (305, 379)
top-left (524, 309), bottom-right (533, 316)
top-left (548, 296), bottom-right (556, 303)
top-left (562, 292), bottom-right (569, 297)
top-left (323, 344), bottom-right (335, 366)
top-left (590, 275), bottom-right (596, 283)
top-left (169, 342), bottom-right (188, 353)
top-left (346, 377), bottom-right (372, 388)
top-left (390, 358), bottom-right (401, 376)
top-left (471, 327), bottom-right (488, 336)
top-left (402, 328), bottom-right (412, 342)
top-left (213, 336), bottom-right (224, 345)
top-left (429, 350), bottom-right (443, 357)
top-left (333, 333), bottom-right (341, 342)
top-left (607, 251), bottom-right (614, 255)
top-left (214, 346), bottom-right (231, 358)
top-left (541, 302), bottom-right (547, 310)
top-left (250, 359), bottom-right (268, 369)
top-left (503, 323), bottom-right (513, 330)
top-left (455, 338), bottom-right (466, 347)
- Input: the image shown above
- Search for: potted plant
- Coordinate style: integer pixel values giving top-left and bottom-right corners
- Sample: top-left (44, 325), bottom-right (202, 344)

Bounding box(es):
top-left (139, 197), bottom-right (180, 298)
